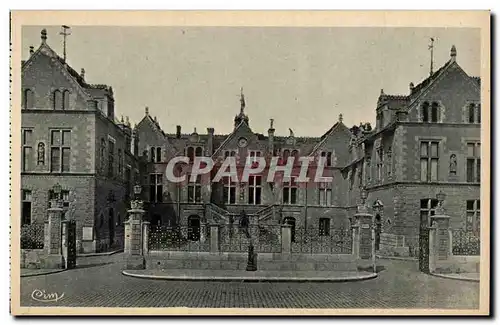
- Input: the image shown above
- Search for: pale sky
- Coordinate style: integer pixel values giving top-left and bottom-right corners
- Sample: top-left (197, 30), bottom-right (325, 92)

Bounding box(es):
top-left (22, 26), bottom-right (480, 137)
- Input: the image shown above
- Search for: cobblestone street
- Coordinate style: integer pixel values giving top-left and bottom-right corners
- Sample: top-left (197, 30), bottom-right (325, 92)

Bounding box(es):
top-left (19, 253), bottom-right (479, 309)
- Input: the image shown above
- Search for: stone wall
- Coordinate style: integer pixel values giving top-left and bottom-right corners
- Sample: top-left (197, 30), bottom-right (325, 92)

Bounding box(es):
top-left (20, 249), bottom-right (46, 269)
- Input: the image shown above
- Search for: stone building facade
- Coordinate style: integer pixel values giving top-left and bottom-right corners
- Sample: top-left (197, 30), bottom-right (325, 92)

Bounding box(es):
top-left (134, 45), bottom-right (481, 255)
top-left (20, 29), bottom-right (138, 253)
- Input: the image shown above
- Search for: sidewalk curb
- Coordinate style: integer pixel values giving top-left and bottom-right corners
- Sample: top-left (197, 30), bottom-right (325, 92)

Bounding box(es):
top-left (430, 273), bottom-right (480, 283)
top-left (376, 255), bottom-right (418, 261)
top-left (21, 269), bottom-right (66, 278)
top-left (77, 249), bottom-right (123, 258)
top-left (122, 270), bottom-right (377, 282)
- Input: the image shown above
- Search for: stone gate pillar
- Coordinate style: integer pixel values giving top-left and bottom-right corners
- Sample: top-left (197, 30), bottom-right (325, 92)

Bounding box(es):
top-left (429, 214), bottom-right (451, 273)
top-left (352, 189), bottom-right (376, 271)
top-left (124, 201), bottom-right (146, 269)
top-left (45, 200), bottom-right (64, 269)
top-left (281, 224), bottom-right (292, 254)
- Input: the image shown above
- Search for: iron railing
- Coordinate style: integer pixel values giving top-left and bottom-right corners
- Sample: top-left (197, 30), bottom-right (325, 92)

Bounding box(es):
top-left (291, 227), bottom-right (352, 254)
top-left (148, 225), bottom-right (210, 252)
top-left (21, 223), bottom-right (45, 249)
top-left (219, 224), bottom-right (282, 253)
top-left (452, 229), bottom-right (480, 256)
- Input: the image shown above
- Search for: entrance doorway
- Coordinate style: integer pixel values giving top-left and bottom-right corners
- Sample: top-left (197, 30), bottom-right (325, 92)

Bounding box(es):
top-left (188, 215), bottom-right (201, 241)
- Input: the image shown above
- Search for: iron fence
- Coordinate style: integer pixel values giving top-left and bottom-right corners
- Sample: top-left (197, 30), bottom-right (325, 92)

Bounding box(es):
top-left (148, 225), bottom-right (210, 252)
top-left (291, 227), bottom-right (352, 254)
top-left (21, 223), bottom-right (44, 249)
top-left (452, 229), bottom-right (480, 256)
top-left (219, 225), bottom-right (282, 253)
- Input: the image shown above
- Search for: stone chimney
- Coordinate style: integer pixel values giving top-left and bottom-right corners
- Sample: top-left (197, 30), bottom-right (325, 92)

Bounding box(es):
top-left (268, 118), bottom-right (275, 154)
top-left (207, 127), bottom-right (215, 156)
top-left (176, 125), bottom-right (181, 139)
top-left (41, 29), bottom-right (47, 44)
top-left (80, 68), bottom-right (85, 80)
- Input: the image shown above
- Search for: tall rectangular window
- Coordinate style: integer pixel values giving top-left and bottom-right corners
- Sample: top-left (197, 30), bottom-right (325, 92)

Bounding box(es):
top-left (22, 129), bottom-right (33, 172)
top-left (386, 147), bottom-right (392, 177)
top-left (376, 147), bottom-right (384, 181)
top-left (319, 218), bottom-right (331, 236)
top-left (187, 175), bottom-right (202, 203)
top-left (50, 129), bottom-right (71, 172)
top-left (223, 176), bottom-right (236, 204)
top-left (108, 140), bottom-right (115, 177)
top-left (21, 190), bottom-right (32, 225)
top-left (283, 177), bottom-right (298, 205)
top-left (318, 183), bottom-right (332, 206)
top-left (248, 175), bottom-right (262, 204)
top-left (420, 141), bottom-right (439, 182)
top-left (420, 199), bottom-right (439, 223)
top-left (467, 142), bottom-right (481, 183)
top-left (117, 149), bottom-right (123, 179)
top-left (149, 174), bottom-right (163, 203)
top-left (466, 200), bottom-right (480, 235)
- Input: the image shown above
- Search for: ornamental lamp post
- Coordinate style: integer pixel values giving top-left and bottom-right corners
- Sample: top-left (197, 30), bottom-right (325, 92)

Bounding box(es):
top-left (53, 183), bottom-right (62, 200)
top-left (436, 190), bottom-right (446, 215)
top-left (360, 187), bottom-right (368, 205)
top-left (133, 184), bottom-right (142, 199)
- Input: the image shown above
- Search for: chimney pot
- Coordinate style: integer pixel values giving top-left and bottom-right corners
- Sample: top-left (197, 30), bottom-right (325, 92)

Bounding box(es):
top-left (176, 125), bottom-right (181, 138)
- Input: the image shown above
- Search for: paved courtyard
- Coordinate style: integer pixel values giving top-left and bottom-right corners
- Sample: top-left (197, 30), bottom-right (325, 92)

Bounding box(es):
top-left (19, 253), bottom-right (479, 309)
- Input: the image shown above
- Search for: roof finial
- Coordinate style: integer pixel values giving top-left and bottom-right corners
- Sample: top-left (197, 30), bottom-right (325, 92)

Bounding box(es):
top-left (41, 29), bottom-right (47, 43)
top-left (154, 116), bottom-right (157, 123)
top-left (339, 113), bottom-right (343, 123)
top-left (380, 89), bottom-right (384, 95)
top-left (194, 127), bottom-right (197, 134)
top-left (145, 106), bottom-right (149, 115)
top-left (121, 115), bottom-right (124, 123)
top-left (409, 82), bottom-right (414, 92)
top-left (240, 87), bottom-right (245, 113)
top-left (126, 116), bottom-right (130, 126)
top-left (29, 46), bottom-right (34, 55)
top-left (450, 45), bottom-right (457, 61)
top-left (269, 118), bottom-right (274, 129)
top-left (80, 68), bottom-right (85, 80)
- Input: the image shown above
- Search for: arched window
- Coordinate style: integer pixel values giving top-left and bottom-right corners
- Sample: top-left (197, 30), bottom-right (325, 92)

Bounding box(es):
top-left (326, 152), bottom-right (333, 167)
top-left (187, 147), bottom-right (195, 162)
top-left (53, 90), bottom-right (62, 110)
top-left (468, 103), bottom-right (475, 123)
top-left (156, 147), bottom-right (162, 162)
top-left (62, 90), bottom-right (70, 110)
top-left (195, 147), bottom-right (203, 157)
top-left (291, 150), bottom-right (298, 165)
top-left (431, 102), bottom-right (439, 122)
top-left (23, 89), bottom-right (34, 109)
top-left (283, 149), bottom-right (290, 164)
top-left (421, 102), bottom-right (429, 122)
top-left (188, 215), bottom-right (201, 241)
top-left (37, 142), bottom-right (45, 165)
top-left (150, 147), bottom-right (156, 162)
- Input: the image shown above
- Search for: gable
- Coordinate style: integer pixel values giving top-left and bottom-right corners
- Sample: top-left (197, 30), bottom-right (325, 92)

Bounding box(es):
top-left (212, 122), bottom-right (263, 157)
top-left (408, 62), bottom-right (480, 123)
top-left (135, 116), bottom-right (168, 152)
top-left (22, 45), bottom-right (91, 110)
